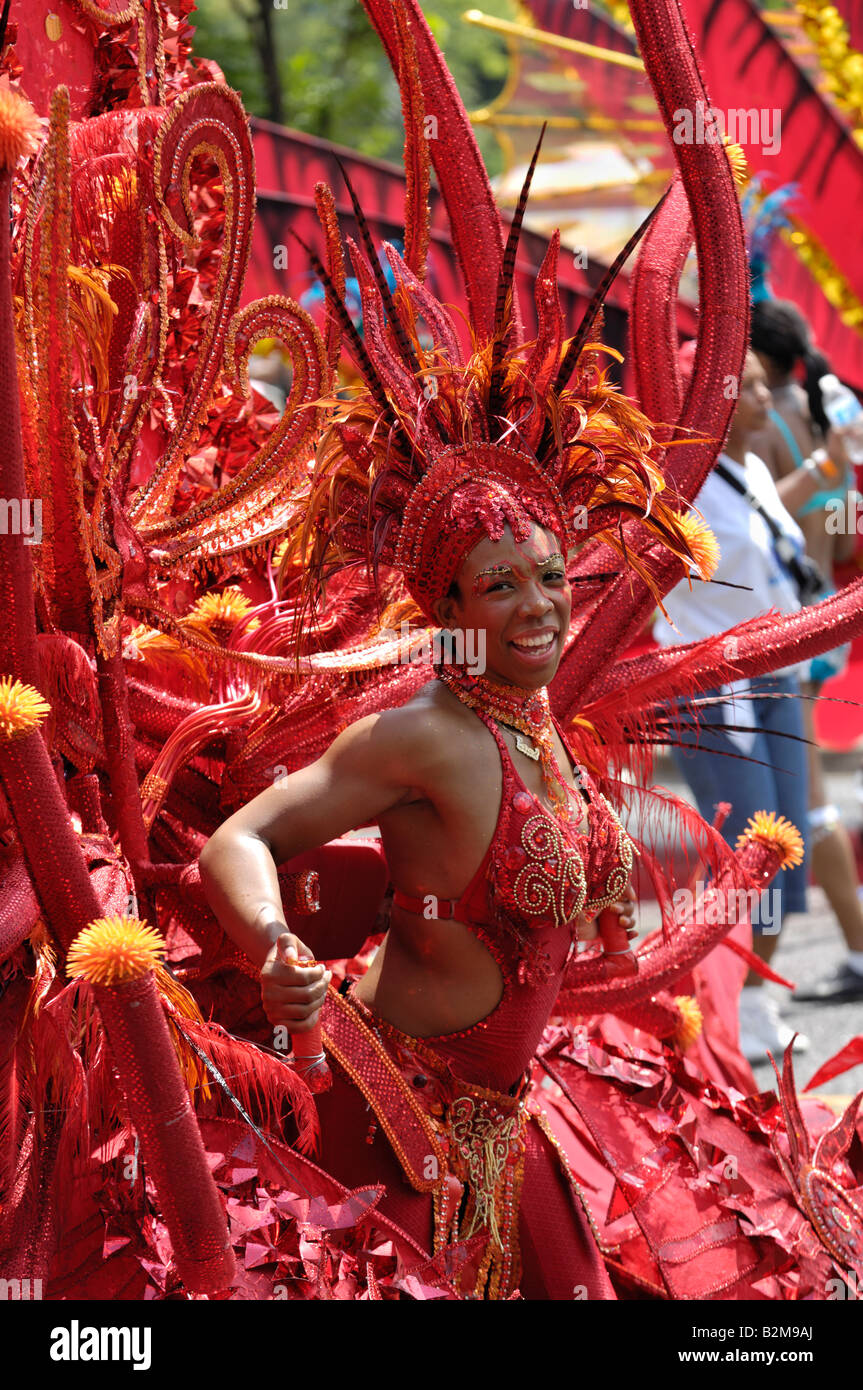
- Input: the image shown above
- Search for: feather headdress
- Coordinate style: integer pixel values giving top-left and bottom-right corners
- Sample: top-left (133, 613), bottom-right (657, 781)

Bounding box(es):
top-left (286, 18), bottom-right (714, 627)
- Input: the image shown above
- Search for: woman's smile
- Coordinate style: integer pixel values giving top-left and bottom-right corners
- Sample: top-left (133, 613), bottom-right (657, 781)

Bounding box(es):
top-left (508, 626), bottom-right (559, 664)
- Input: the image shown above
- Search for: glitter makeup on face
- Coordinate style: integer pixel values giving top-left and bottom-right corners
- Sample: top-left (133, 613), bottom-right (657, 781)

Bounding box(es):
top-left (471, 546), bottom-right (567, 596)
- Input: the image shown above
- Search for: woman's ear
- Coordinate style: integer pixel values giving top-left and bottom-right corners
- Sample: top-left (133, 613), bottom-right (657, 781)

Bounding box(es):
top-left (433, 593), bottom-right (459, 630)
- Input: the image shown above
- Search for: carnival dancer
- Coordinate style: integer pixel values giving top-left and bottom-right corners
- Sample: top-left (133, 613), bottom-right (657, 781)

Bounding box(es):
top-left (200, 374), bottom-right (695, 1300)
top-left (197, 0), bottom-right (863, 1302)
top-left (197, 301), bottom-right (846, 1299)
top-left (5, 0), bottom-right (863, 1302)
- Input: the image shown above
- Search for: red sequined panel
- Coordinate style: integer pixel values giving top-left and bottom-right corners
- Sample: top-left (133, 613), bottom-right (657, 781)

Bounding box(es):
top-left (487, 741), bottom-right (633, 937)
top-left (495, 807), bottom-right (587, 929)
top-left (582, 786), bottom-right (635, 919)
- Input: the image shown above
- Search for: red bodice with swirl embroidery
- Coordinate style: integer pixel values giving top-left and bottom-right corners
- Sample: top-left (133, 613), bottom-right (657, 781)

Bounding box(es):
top-left (388, 709), bottom-right (634, 1092)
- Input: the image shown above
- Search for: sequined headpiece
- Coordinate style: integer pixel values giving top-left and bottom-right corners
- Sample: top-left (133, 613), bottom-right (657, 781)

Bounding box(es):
top-left (288, 4), bottom-right (712, 626)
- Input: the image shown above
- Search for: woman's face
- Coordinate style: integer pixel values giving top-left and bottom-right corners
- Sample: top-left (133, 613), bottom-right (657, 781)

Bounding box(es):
top-left (434, 523), bottom-right (572, 689)
top-left (732, 351), bottom-right (772, 435)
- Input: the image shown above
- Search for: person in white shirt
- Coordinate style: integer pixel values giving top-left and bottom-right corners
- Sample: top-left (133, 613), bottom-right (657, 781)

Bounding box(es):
top-left (749, 302), bottom-right (863, 1004)
top-left (653, 349), bottom-right (833, 1063)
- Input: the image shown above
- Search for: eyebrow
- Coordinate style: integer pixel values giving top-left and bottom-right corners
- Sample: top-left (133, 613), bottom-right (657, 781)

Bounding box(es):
top-left (474, 553), bottom-right (566, 580)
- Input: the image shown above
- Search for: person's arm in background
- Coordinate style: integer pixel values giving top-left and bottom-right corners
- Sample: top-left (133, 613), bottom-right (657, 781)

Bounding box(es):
top-left (749, 416), bottom-right (823, 512)
top-left (749, 416), bottom-right (797, 485)
top-left (751, 416), bottom-right (852, 519)
top-left (819, 426), bottom-right (858, 565)
top-left (776, 460), bottom-right (830, 516)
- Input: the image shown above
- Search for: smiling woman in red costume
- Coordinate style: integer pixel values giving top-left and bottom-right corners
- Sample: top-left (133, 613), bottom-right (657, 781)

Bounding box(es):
top-left (198, 170), bottom-right (717, 1294)
top-left (190, 0), bottom-right (863, 1305)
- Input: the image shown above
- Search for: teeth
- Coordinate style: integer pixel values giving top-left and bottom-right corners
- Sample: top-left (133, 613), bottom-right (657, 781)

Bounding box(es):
top-left (512, 634), bottom-right (555, 650)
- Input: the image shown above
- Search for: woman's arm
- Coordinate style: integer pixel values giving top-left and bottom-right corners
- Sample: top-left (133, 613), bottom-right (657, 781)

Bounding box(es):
top-left (764, 421), bottom-right (851, 521)
top-left (199, 707), bottom-right (431, 1028)
top-left (749, 420), bottom-right (794, 483)
top-left (773, 466), bottom-right (822, 516)
top-left (750, 416), bottom-right (827, 515)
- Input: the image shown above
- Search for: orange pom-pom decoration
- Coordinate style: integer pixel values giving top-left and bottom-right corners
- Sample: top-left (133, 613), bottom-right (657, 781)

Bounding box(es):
top-left (0, 87), bottom-right (41, 170)
top-left (677, 511), bottom-right (720, 581)
top-left (0, 677), bottom-right (51, 741)
top-left (181, 587), bottom-right (260, 642)
top-left (67, 916), bottom-right (166, 985)
top-left (723, 138), bottom-right (749, 188)
top-left (735, 812), bottom-right (805, 870)
top-left (671, 994), bottom-right (703, 1051)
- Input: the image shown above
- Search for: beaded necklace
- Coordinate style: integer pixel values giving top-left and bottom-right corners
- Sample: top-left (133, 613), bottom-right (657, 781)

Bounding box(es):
top-left (436, 663), bottom-right (576, 823)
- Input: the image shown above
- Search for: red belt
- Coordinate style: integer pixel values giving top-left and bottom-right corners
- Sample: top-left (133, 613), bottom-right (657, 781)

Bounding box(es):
top-left (391, 887), bottom-right (464, 920)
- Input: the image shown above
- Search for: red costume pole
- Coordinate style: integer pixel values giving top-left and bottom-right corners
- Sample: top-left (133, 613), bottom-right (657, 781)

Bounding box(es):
top-left (67, 917), bottom-right (236, 1295)
top-left (97, 650), bottom-right (154, 908)
top-left (560, 813), bottom-right (805, 1014)
top-left (0, 91), bottom-right (108, 959)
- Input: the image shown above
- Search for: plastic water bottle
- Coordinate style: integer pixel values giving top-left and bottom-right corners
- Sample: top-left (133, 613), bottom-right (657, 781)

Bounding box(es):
top-left (819, 374), bottom-right (863, 464)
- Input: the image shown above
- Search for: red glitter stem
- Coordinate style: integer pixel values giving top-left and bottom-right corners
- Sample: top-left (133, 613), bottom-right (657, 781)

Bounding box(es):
top-left (563, 833), bottom-right (788, 1014)
top-left (93, 969), bottom-right (236, 1294)
top-left (0, 169), bottom-right (106, 961)
top-left (97, 649), bottom-right (153, 906)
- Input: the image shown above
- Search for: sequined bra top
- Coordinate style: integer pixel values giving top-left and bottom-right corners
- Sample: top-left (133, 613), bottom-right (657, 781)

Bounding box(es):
top-left (387, 708), bottom-right (635, 1091)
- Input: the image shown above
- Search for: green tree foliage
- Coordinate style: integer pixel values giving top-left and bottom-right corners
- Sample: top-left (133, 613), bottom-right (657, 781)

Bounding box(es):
top-left (190, 0), bottom-right (518, 173)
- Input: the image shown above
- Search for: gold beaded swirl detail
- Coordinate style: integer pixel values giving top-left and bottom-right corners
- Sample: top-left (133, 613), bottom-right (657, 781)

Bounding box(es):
top-left (512, 815), bottom-right (588, 927)
top-left (583, 793), bottom-right (635, 917)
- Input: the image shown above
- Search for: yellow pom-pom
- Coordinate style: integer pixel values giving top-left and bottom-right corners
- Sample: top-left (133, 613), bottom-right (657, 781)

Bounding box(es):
top-left (678, 511), bottom-right (720, 581)
top-left (181, 586), bottom-right (259, 641)
top-left (0, 87), bottom-right (41, 170)
top-left (672, 995), bottom-right (703, 1051)
top-left (723, 138), bottom-right (749, 188)
top-left (736, 811), bottom-right (805, 869)
top-left (67, 916), bottom-right (165, 985)
top-left (0, 677), bottom-right (51, 741)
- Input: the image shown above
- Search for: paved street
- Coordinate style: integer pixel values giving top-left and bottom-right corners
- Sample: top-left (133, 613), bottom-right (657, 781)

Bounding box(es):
top-left (649, 753), bottom-right (863, 1099)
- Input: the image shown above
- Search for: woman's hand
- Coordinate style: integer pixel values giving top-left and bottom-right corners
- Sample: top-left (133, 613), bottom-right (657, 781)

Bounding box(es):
top-left (260, 929), bottom-right (331, 1033)
top-left (604, 883), bottom-right (638, 940)
top-left (825, 424), bottom-right (852, 475)
top-left (575, 884), bottom-right (638, 944)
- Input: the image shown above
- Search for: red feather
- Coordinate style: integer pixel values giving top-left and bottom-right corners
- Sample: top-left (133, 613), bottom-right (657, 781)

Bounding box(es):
top-left (170, 1014), bottom-right (320, 1156)
top-left (391, 1), bottom-right (430, 280)
top-left (804, 1036), bottom-right (863, 1093)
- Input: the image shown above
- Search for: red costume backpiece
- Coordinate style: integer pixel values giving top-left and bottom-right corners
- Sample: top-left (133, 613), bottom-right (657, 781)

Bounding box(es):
top-left (0, 0), bottom-right (862, 1301)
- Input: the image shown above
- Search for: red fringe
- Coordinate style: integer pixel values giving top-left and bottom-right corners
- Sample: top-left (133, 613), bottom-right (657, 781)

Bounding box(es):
top-left (169, 1013), bottom-right (320, 1156)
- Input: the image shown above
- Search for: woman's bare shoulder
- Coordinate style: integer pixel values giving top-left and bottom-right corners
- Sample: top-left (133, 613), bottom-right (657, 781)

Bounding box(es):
top-left (383, 679), bottom-right (478, 747)
top-left (331, 679), bottom-right (483, 780)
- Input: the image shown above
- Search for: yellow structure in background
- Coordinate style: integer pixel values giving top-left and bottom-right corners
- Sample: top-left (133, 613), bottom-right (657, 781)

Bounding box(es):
top-left (461, 3), bottom-right (863, 340)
